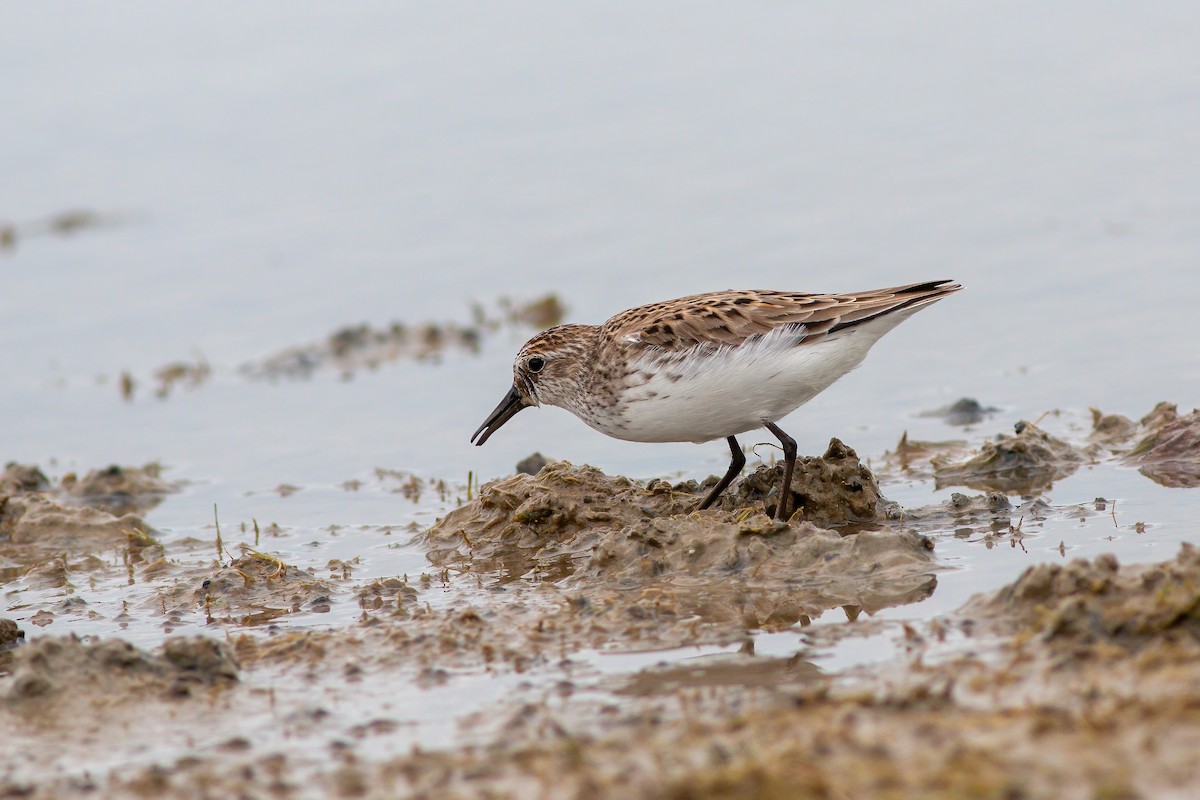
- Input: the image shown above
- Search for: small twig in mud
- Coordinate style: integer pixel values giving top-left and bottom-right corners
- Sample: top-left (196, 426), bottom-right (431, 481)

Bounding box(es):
top-left (253, 518), bottom-right (261, 548)
top-left (1111, 499), bottom-right (1119, 528)
top-left (214, 504), bottom-right (223, 558)
top-left (213, 505), bottom-right (237, 563)
top-left (1006, 515), bottom-right (1028, 552)
top-left (750, 442), bottom-right (784, 461)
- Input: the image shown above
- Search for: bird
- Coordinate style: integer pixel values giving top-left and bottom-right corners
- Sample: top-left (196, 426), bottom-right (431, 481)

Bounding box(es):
top-left (472, 279), bottom-right (961, 520)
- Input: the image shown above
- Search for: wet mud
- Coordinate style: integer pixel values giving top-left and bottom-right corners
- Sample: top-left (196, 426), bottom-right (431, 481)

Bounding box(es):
top-left (7, 543), bottom-right (1198, 799)
top-left (4, 635), bottom-right (237, 707)
top-left (2, 401), bottom-right (1199, 798)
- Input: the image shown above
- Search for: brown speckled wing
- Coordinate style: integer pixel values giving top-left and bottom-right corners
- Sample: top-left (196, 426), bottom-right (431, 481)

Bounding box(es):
top-left (603, 280), bottom-right (961, 350)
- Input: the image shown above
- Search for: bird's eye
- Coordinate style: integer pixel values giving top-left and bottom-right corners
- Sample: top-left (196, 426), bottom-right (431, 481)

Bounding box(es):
top-left (527, 356), bottom-right (546, 373)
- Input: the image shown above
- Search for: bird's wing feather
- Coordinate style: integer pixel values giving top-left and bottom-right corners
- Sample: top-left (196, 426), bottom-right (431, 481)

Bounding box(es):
top-left (603, 280), bottom-right (961, 350)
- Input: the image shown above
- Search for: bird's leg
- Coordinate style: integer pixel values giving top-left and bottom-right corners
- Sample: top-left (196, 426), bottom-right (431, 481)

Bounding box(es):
top-left (762, 421), bottom-right (797, 521)
top-left (698, 435), bottom-right (746, 511)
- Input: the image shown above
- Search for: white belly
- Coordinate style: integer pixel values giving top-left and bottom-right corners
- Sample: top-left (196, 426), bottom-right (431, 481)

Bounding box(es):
top-left (600, 322), bottom-right (896, 444)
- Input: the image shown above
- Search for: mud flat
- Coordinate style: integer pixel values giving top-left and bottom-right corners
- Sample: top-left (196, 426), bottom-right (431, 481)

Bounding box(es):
top-left (1, 403), bottom-right (1198, 798)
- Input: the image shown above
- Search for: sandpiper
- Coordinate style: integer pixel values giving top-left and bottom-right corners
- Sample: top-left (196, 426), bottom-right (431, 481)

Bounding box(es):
top-left (472, 280), bottom-right (961, 520)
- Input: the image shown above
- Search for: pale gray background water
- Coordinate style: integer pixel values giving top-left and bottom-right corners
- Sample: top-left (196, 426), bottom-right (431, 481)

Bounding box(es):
top-left (3, 3), bottom-right (1198, 641)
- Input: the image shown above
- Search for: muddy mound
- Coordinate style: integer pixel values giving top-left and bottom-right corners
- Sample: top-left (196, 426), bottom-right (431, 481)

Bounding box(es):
top-left (2, 634), bottom-right (237, 707)
top-left (0, 619), bottom-right (23, 673)
top-left (59, 463), bottom-right (176, 513)
top-left (1, 494), bottom-right (153, 549)
top-left (1, 462), bottom-right (167, 560)
top-left (1089, 402), bottom-right (1200, 486)
top-left (1121, 403), bottom-right (1200, 488)
top-left (191, 552), bottom-right (339, 624)
top-left (966, 543), bottom-right (1200, 652)
top-left (1089, 407), bottom-right (1140, 444)
top-left (427, 442), bottom-right (897, 570)
top-left (718, 438), bottom-right (897, 526)
top-left (933, 420), bottom-right (1086, 495)
top-left (425, 460), bottom-right (937, 637)
top-left (1, 463), bottom-right (50, 495)
top-left (423, 462), bottom-right (695, 573)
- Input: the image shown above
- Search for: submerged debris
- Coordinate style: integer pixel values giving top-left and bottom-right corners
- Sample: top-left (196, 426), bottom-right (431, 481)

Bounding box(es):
top-left (152, 354), bottom-right (212, 399)
top-left (918, 397), bottom-right (1000, 426)
top-left (493, 294), bottom-right (566, 329)
top-left (879, 432), bottom-right (970, 481)
top-left (0, 209), bottom-right (123, 256)
top-left (242, 294), bottom-right (567, 380)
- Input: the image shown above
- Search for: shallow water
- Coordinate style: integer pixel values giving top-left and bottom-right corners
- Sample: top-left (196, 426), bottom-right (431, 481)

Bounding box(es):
top-left (2, 1), bottom-right (1199, 790)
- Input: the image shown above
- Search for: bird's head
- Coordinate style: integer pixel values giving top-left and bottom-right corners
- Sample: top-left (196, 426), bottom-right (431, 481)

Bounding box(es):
top-left (470, 324), bottom-right (595, 445)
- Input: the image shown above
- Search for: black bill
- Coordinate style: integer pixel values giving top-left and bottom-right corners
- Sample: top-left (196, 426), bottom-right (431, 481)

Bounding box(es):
top-left (471, 386), bottom-right (527, 445)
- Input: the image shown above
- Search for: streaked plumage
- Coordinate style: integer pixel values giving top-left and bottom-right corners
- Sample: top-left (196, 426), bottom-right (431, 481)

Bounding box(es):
top-left (473, 280), bottom-right (961, 519)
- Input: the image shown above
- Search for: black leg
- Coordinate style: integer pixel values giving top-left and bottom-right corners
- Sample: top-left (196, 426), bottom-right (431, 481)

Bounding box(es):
top-left (762, 420), bottom-right (797, 521)
top-left (698, 435), bottom-right (745, 510)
